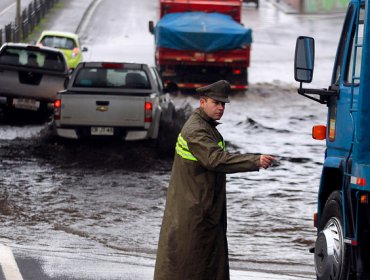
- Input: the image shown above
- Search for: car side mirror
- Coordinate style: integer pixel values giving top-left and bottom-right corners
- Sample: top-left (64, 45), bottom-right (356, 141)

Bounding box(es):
top-left (294, 36), bottom-right (315, 83)
top-left (149, 21), bottom-right (155, 34)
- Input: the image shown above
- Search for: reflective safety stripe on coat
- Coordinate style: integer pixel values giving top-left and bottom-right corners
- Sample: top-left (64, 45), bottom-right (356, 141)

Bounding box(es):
top-left (176, 133), bottom-right (226, 162)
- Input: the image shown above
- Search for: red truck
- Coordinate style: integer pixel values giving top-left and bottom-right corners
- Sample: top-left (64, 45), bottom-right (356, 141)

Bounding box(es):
top-left (149, 0), bottom-right (252, 91)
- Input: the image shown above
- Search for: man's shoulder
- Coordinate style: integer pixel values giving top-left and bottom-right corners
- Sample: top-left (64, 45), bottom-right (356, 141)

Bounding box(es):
top-left (182, 111), bottom-right (212, 139)
top-left (183, 113), bottom-right (205, 131)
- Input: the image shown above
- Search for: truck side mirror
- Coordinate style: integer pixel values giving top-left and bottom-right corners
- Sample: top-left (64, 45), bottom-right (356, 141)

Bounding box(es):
top-left (149, 21), bottom-right (155, 34)
top-left (294, 36), bottom-right (315, 83)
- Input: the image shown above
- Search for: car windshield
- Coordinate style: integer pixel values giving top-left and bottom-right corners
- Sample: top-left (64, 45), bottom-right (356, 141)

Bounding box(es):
top-left (40, 35), bottom-right (76, 50)
top-left (74, 67), bottom-right (151, 89)
top-left (0, 46), bottom-right (66, 72)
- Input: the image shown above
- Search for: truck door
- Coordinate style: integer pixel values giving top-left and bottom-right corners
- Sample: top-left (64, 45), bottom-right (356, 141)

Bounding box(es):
top-left (326, 2), bottom-right (364, 160)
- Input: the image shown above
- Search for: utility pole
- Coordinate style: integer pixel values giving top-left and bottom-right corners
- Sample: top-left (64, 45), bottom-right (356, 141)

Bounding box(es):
top-left (16, 0), bottom-right (21, 28)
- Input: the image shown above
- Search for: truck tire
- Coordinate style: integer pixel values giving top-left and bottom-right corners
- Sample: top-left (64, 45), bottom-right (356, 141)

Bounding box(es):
top-left (315, 191), bottom-right (351, 280)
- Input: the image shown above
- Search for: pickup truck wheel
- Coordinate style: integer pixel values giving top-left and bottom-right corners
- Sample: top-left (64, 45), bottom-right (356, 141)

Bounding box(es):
top-left (315, 191), bottom-right (350, 280)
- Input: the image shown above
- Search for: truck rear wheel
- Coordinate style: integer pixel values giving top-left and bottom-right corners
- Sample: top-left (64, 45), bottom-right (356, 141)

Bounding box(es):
top-left (315, 191), bottom-right (350, 280)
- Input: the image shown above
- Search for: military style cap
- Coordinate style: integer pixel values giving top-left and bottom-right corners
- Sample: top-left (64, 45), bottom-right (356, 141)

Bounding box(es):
top-left (196, 80), bottom-right (230, 103)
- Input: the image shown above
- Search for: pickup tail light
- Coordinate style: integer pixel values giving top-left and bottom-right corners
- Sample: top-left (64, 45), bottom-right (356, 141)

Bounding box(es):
top-left (54, 99), bottom-right (61, 120)
top-left (144, 101), bottom-right (152, 123)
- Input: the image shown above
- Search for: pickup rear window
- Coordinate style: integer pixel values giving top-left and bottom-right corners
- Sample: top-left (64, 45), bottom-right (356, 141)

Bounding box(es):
top-left (73, 68), bottom-right (151, 89)
top-left (0, 46), bottom-right (66, 72)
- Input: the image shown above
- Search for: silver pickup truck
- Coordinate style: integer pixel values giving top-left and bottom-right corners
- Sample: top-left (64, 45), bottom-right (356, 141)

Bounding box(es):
top-left (0, 43), bottom-right (68, 111)
top-left (53, 62), bottom-right (173, 141)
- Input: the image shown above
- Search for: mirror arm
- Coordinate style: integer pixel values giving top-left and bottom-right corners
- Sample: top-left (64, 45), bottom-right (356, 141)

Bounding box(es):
top-left (298, 85), bottom-right (339, 104)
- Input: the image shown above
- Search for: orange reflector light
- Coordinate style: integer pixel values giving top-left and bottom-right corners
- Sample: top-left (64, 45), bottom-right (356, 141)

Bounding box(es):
top-left (312, 125), bottom-right (326, 140)
top-left (360, 194), bottom-right (368, 204)
top-left (357, 177), bottom-right (367, 186)
top-left (313, 212), bottom-right (318, 228)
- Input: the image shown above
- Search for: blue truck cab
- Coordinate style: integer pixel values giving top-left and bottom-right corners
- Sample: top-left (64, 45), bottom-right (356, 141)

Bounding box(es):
top-left (294, 0), bottom-right (370, 279)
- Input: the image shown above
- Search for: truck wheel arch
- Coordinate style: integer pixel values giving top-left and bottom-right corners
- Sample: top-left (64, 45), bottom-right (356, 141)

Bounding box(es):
top-left (318, 167), bottom-right (343, 216)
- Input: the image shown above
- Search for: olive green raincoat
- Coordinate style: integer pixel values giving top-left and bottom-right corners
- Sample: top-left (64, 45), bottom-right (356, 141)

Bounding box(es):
top-left (154, 108), bottom-right (260, 280)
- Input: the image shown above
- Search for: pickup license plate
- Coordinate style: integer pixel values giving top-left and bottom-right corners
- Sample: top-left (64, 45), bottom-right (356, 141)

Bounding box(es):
top-left (91, 127), bottom-right (114, 136)
top-left (13, 98), bottom-right (40, 111)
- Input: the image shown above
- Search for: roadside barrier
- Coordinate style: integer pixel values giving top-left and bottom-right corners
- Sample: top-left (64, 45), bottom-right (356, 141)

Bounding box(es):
top-left (0, 0), bottom-right (59, 45)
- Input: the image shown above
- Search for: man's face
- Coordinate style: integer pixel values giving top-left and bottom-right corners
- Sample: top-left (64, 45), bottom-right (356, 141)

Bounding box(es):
top-left (200, 97), bottom-right (226, 120)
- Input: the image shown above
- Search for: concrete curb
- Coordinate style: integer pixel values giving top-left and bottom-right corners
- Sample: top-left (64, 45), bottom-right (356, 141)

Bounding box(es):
top-left (266, 0), bottom-right (299, 14)
top-left (75, 0), bottom-right (99, 34)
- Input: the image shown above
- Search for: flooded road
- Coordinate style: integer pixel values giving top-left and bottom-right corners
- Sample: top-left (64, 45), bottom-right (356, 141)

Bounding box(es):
top-left (0, 0), bottom-right (342, 279)
top-left (0, 85), bottom-right (325, 279)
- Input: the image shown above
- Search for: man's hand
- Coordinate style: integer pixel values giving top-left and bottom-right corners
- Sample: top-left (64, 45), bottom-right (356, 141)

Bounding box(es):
top-left (259, 155), bottom-right (276, 169)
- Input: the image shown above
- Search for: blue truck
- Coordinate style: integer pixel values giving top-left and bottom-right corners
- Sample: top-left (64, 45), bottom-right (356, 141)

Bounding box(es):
top-left (294, 0), bottom-right (370, 279)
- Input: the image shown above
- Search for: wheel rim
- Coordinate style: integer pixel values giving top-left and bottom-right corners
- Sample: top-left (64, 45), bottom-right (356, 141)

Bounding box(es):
top-left (315, 217), bottom-right (344, 280)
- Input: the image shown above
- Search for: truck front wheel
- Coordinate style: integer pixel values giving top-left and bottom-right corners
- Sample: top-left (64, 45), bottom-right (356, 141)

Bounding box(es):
top-left (315, 191), bottom-right (350, 280)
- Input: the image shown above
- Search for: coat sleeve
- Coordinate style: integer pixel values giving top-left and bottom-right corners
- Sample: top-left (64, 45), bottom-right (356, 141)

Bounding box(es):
top-left (185, 126), bottom-right (260, 173)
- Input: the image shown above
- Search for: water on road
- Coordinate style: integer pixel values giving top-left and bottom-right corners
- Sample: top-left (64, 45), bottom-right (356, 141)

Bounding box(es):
top-left (0, 0), bottom-right (342, 278)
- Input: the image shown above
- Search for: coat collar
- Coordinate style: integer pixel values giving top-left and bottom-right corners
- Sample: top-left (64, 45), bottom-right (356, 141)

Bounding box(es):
top-left (196, 108), bottom-right (221, 127)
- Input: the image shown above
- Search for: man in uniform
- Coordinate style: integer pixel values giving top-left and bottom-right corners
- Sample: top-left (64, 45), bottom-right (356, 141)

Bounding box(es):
top-left (154, 80), bottom-right (275, 280)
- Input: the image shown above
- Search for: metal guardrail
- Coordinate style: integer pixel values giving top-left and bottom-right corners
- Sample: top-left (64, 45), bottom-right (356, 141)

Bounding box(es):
top-left (0, 0), bottom-right (59, 46)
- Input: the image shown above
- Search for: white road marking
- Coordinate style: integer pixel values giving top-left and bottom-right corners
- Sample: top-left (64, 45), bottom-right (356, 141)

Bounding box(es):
top-left (0, 244), bottom-right (23, 280)
top-left (76, 0), bottom-right (103, 34)
top-left (0, 3), bottom-right (15, 17)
